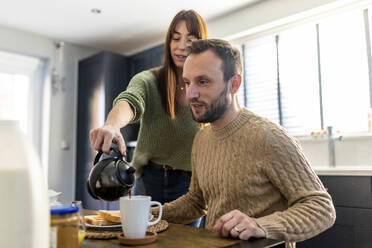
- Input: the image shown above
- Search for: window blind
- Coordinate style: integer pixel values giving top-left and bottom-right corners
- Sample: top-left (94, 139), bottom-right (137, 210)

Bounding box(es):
top-left (278, 23), bottom-right (321, 136)
top-left (241, 7), bottom-right (372, 136)
top-left (243, 36), bottom-right (280, 124)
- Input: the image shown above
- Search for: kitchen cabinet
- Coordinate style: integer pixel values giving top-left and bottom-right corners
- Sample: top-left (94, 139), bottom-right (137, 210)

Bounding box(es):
top-left (76, 51), bottom-right (130, 210)
top-left (297, 176), bottom-right (372, 248)
top-left (129, 44), bottom-right (164, 78)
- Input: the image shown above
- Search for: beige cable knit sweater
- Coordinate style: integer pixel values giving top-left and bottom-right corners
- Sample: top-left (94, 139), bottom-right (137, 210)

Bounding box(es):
top-left (156, 108), bottom-right (335, 244)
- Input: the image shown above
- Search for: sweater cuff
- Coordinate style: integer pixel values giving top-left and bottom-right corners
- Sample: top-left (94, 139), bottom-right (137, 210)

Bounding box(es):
top-left (254, 216), bottom-right (286, 240)
top-left (113, 93), bottom-right (144, 123)
top-left (151, 206), bottom-right (160, 217)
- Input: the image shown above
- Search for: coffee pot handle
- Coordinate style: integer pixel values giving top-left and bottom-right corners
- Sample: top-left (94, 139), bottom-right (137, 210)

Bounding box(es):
top-left (93, 144), bottom-right (123, 165)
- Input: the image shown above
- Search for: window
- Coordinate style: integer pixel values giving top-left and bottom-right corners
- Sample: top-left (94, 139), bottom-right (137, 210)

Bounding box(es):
top-left (0, 50), bottom-right (44, 139)
top-left (319, 10), bottom-right (370, 133)
top-left (240, 7), bottom-right (372, 136)
top-left (278, 24), bottom-right (321, 136)
top-left (0, 73), bottom-right (30, 133)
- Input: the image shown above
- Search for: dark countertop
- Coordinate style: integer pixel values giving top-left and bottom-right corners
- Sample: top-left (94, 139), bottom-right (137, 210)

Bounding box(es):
top-left (81, 223), bottom-right (284, 248)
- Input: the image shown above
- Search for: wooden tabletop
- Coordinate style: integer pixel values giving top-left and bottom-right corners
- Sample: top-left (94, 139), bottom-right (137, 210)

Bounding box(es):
top-left (81, 223), bottom-right (284, 248)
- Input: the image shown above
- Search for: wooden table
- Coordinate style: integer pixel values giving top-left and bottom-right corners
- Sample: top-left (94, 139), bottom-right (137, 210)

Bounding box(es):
top-left (81, 223), bottom-right (284, 248)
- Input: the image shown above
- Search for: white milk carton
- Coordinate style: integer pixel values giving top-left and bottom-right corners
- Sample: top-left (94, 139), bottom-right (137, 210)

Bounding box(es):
top-left (0, 120), bottom-right (49, 248)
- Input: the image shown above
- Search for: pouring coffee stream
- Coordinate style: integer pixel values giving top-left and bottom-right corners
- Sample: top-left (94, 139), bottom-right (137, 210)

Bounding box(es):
top-left (87, 145), bottom-right (136, 201)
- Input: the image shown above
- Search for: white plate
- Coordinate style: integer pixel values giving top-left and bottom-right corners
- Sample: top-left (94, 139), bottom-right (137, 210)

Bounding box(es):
top-left (48, 189), bottom-right (62, 205)
top-left (85, 223), bottom-right (122, 229)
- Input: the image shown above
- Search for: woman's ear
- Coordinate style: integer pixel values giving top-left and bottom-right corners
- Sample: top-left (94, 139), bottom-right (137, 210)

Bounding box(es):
top-left (229, 74), bottom-right (242, 94)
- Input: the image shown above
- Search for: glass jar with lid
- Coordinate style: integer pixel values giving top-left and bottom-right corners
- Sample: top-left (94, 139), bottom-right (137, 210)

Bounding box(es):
top-left (50, 205), bottom-right (79, 248)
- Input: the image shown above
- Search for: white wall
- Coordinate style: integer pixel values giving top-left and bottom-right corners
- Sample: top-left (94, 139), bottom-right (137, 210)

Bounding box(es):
top-left (0, 24), bottom-right (100, 202)
top-left (47, 43), bottom-right (100, 202)
top-left (0, 25), bottom-right (55, 58)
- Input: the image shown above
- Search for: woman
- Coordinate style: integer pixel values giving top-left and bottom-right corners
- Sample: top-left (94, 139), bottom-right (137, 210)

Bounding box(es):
top-left (89, 10), bottom-right (208, 225)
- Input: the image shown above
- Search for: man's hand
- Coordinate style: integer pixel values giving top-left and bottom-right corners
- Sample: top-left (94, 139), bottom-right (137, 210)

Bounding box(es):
top-left (89, 124), bottom-right (126, 155)
top-left (213, 210), bottom-right (266, 240)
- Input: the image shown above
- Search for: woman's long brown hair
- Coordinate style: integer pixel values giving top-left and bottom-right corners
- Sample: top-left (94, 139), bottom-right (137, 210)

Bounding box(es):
top-left (157, 10), bottom-right (208, 119)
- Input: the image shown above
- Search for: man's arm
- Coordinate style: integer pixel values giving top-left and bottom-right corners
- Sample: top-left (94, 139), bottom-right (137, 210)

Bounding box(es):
top-left (253, 127), bottom-right (336, 242)
top-left (152, 139), bottom-right (207, 223)
top-left (152, 167), bottom-right (207, 224)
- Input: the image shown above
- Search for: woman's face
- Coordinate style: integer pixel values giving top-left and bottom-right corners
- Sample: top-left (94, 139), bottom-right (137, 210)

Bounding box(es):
top-left (170, 20), bottom-right (197, 70)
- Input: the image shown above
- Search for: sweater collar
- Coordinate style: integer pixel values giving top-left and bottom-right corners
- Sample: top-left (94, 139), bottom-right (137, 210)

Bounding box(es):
top-left (210, 108), bottom-right (251, 139)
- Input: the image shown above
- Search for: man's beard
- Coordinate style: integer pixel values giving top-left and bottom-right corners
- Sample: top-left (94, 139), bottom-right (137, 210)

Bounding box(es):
top-left (190, 85), bottom-right (230, 123)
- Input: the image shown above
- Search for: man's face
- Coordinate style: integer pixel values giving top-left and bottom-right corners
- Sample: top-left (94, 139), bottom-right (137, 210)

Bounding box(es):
top-left (183, 50), bottom-right (232, 123)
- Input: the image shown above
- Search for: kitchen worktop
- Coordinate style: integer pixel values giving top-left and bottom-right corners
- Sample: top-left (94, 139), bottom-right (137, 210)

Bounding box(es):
top-left (312, 166), bottom-right (372, 176)
top-left (81, 223), bottom-right (285, 248)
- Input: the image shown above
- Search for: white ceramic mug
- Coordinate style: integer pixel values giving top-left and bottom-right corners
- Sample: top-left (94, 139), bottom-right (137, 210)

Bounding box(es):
top-left (120, 195), bottom-right (162, 238)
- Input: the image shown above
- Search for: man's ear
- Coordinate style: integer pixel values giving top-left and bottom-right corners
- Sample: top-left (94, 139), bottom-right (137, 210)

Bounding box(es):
top-left (229, 74), bottom-right (242, 94)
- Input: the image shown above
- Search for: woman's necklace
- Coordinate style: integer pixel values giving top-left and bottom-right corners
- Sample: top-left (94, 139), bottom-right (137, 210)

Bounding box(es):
top-left (176, 72), bottom-right (185, 91)
top-left (176, 81), bottom-right (188, 106)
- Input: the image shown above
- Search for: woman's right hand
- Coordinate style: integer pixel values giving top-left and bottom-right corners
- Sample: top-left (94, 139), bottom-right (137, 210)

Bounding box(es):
top-left (89, 124), bottom-right (126, 156)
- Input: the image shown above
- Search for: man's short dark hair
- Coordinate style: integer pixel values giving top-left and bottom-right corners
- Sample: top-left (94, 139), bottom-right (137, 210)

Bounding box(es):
top-left (189, 39), bottom-right (242, 82)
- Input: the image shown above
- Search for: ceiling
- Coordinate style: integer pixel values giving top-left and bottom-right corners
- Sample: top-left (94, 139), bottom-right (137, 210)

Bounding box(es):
top-left (0, 0), bottom-right (260, 55)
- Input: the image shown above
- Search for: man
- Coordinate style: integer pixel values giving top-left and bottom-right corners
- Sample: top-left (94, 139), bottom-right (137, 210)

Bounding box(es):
top-left (153, 39), bottom-right (335, 246)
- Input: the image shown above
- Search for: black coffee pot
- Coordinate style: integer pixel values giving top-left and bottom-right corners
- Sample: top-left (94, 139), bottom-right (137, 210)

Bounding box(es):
top-left (87, 145), bottom-right (136, 201)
